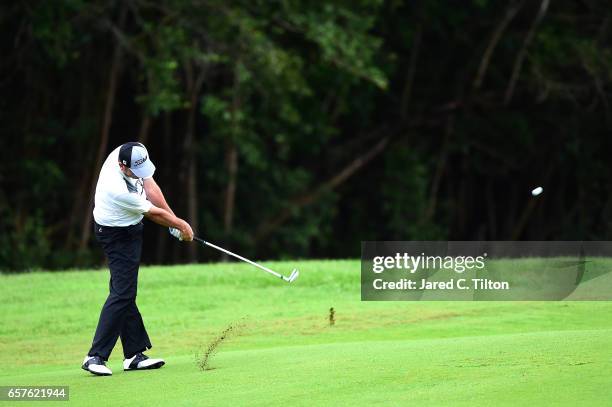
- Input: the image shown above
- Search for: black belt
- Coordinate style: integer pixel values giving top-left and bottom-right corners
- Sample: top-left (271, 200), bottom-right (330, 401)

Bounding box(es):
top-left (94, 221), bottom-right (143, 231)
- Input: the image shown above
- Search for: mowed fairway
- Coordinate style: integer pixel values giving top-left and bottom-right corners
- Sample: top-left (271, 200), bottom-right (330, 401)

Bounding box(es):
top-left (1, 260), bottom-right (611, 406)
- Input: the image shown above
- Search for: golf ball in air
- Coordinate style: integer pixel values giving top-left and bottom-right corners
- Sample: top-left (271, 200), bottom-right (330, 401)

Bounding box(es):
top-left (531, 186), bottom-right (543, 196)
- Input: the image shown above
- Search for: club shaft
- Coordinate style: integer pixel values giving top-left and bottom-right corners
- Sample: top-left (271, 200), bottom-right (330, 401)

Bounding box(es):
top-left (194, 237), bottom-right (284, 279)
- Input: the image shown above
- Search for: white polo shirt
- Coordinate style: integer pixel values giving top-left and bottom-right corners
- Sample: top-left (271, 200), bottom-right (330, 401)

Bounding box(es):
top-left (93, 146), bottom-right (153, 227)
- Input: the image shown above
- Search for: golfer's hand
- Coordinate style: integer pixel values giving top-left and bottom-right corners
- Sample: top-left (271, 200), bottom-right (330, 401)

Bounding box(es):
top-left (169, 222), bottom-right (193, 242)
top-left (179, 221), bottom-right (194, 242)
top-left (169, 227), bottom-right (182, 241)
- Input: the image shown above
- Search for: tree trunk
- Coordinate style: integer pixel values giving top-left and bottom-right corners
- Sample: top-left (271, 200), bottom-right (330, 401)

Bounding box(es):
top-left (182, 61), bottom-right (206, 262)
top-left (400, 16), bottom-right (423, 119)
top-left (156, 112), bottom-right (172, 264)
top-left (64, 69), bottom-right (99, 250)
top-left (223, 144), bottom-right (238, 234)
top-left (473, 0), bottom-right (525, 90)
top-left (504, 0), bottom-right (550, 105)
top-left (221, 71), bottom-right (242, 261)
top-left (422, 116), bottom-right (453, 223)
top-left (78, 6), bottom-right (127, 253)
top-left (187, 147), bottom-right (198, 261)
top-left (138, 114), bottom-right (152, 144)
top-left (221, 143), bottom-right (238, 261)
top-left (486, 178), bottom-right (497, 239)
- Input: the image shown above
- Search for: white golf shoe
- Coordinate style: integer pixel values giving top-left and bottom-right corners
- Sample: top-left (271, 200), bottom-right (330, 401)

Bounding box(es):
top-left (123, 352), bottom-right (165, 371)
top-left (82, 355), bottom-right (112, 376)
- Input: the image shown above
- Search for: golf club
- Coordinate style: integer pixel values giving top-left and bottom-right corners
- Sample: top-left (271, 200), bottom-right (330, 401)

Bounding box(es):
top-left (193, 236), bottom-right (299, 283)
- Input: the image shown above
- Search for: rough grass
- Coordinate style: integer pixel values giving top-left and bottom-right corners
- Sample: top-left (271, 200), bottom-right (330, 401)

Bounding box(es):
top-left (1, 259), bottom-right (612, 406)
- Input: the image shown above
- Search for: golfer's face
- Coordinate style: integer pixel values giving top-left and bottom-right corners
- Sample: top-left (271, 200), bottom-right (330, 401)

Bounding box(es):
top-left (119, 162), bottom-right (139, 179)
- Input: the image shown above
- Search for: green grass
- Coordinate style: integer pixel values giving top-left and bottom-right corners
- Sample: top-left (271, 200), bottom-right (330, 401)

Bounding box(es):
top-left (1, 260), bottom-right (612, 406)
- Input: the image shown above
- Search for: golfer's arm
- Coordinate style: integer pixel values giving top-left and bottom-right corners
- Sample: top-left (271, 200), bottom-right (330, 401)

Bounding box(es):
top-left (144, 205), bottom-right (186, 230)
top-left (143, 177), bottom-right (175, 216)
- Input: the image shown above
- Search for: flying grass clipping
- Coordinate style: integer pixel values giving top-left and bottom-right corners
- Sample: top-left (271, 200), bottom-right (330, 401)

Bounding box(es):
top-left (195, 321), bottom-right (245, 371)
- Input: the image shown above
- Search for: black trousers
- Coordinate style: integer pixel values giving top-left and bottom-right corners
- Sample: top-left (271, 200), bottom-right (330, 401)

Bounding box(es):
top-left (88, 221), bottom-right (152, 361)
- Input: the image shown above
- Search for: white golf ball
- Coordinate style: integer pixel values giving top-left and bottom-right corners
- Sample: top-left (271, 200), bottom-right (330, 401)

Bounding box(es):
top-left (531, 186), bottom-right (543, 196)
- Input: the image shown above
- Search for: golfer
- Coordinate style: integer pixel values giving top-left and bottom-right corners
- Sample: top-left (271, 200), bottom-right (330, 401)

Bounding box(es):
top-left (82, 142), bottom-right (194, 376)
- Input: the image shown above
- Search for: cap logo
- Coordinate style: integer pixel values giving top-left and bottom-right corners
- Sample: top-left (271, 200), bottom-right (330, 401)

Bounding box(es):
top-left (134, 155), bottom-right (148, 166)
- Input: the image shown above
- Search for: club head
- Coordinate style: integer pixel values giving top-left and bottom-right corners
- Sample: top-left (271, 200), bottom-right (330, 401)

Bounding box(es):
top-left (285, 269), bottom-right (299, 283)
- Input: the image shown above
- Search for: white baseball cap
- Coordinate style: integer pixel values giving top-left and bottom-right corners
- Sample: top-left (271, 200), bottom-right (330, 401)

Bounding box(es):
top-left (118, 142), bottom-right (156, 178)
